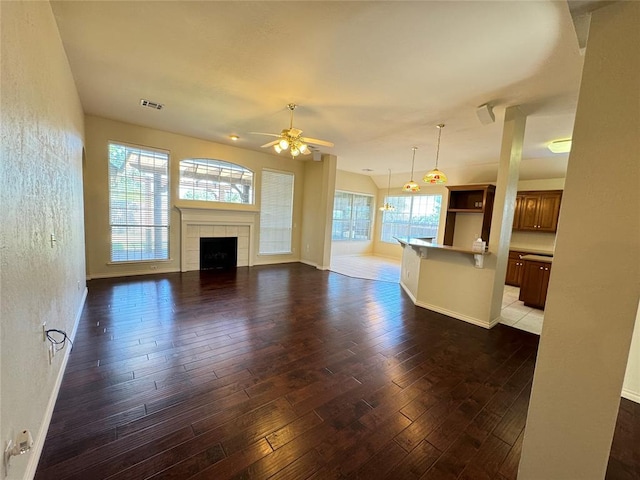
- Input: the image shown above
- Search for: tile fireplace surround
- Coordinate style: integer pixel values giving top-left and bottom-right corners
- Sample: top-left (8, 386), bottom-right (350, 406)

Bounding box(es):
top-left (178, 207), bottom-right (256, 272)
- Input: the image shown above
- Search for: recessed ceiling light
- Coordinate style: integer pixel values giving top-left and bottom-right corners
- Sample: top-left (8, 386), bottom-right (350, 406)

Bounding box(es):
top-left (229, 135), bottom-right (239, 141)
top-left (548, 139), bottom-right (572, 153)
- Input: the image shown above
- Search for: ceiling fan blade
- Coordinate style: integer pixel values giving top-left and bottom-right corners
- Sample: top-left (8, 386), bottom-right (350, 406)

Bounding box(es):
top-left (260, 140), bottom-right (280, 148)
top-left (301, 136), bottom-right (334, 148)
top-left (249, 131), bottom-right (281, 138)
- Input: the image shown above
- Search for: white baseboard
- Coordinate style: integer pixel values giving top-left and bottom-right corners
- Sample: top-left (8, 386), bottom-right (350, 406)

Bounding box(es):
top-left (622, 388), bottom-right (640, 404)
top-left (299, 259), bottom-right (319, 269)
top-left (399, 281), bottom-right (417, 303)
top-left (88, 267), bottom-right (179, 280)
top-left (399, 281), bottom-right (492, 329)
top-left (415, 300), bottom-right (493, 329)
top-left (24, 287), bottom-right (87, 479)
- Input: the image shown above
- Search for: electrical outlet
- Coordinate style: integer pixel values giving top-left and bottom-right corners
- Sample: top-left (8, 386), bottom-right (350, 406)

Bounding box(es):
top-left (42, 322), bottom-right (47, 342)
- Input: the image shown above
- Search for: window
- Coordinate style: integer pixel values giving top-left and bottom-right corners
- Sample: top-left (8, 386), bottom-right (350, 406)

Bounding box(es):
top-left (259, 170), bottom-right (294, 255)
top-left (109, 143), bottom-right (169, 262)
top-left (179, 158), bottom-right (253, 204)
top-left (332, 192), bottom-right (373, 241)
top-left (380, 195), bottom-right (442, 243)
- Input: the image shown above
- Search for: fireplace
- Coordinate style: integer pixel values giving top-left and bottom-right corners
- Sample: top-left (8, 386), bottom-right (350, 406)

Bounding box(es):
top-left (200, 237), bottom-right (238, 270)
top-left (178, 207), bottom-right (255, 272)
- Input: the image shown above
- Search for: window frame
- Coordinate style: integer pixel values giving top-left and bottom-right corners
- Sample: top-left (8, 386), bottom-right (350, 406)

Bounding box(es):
top-left (108, 141), bottom-right (170, 263)
top-left (379, 194), bottom-right (442, 244)
top-left (178, 158), bottom-right (254, 205)
top-left (332, 191), bottom-right (374, 242)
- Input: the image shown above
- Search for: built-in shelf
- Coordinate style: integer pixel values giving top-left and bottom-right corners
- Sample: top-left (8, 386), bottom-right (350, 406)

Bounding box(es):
top-left (444, 184), bottom-right (496, 246)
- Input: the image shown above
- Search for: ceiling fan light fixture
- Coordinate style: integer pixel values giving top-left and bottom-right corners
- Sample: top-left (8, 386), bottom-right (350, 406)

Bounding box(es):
top-left (423, 124), bottom-right (448, 185)
top-left (255, 103), bottom-right (334, 159)
top-left (403, 147), bottom-right (421, 193)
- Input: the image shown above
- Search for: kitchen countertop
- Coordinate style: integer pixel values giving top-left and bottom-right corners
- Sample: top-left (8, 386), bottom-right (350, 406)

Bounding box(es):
top-left (394, 237), bottom-right (490, 256)
top-left (509, 246), bottom-right (554, 256)
top-left (521, 254), bottom-right (553, 263)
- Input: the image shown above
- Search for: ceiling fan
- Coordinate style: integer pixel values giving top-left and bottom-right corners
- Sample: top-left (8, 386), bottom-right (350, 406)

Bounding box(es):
top-left (252, 103), bottom-right (334, 157)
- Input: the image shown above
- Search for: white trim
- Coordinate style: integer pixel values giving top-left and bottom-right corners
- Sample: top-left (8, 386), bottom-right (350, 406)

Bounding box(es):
top-left (300, 259), bottom-right (319, 269)
top-left (399, 281), bottom-right (418, 303)
top-left (622, 388), bottom-right (640, 404)
top-left (400, 281), bottom-right (494, 329)
top-left (415, 300), bottom-right (493, 329)
top-left (89, 267), bottom-right (180, 279)
top-left (25, 287), bottom-right (87, 479)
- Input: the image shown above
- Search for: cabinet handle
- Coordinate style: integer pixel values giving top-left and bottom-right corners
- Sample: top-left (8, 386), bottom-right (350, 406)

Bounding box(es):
top-left (539, 266), bottom-right (544, 270)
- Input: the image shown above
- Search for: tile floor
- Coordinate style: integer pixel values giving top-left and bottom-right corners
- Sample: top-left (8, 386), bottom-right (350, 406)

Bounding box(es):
top-left (330, 254), bottom-right (543, 335)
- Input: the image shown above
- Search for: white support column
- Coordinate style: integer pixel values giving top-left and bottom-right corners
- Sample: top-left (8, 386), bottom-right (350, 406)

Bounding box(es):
top-left (518, 2), bottom-right (640, 478)
top-left (488, 106), bottom-right (526, 322)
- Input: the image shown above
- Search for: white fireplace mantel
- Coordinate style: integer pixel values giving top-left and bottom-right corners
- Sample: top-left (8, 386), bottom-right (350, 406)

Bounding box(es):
top-left (177, 206), bottom-right (258, 271)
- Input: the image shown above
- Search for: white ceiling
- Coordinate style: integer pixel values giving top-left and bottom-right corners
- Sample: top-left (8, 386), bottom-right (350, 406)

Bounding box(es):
top-left (50, 1), bottom-right (587, 187)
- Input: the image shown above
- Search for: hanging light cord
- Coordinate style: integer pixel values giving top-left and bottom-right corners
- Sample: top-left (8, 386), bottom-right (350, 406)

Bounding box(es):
top-left (386, 168), bottom-right (392, 194)
top-left (434, 124), bottom-right (444, 169)
top-left (410, 146), bottom-right (417, 179)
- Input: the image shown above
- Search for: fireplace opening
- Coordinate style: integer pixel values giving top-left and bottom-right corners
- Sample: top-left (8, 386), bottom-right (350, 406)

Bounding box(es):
top-left (200, 237), bottom-right (237, 270)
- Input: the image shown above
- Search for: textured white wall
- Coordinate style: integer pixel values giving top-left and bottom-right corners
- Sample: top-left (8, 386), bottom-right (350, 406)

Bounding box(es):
top-left (0, 2), bottom-right (86, 478)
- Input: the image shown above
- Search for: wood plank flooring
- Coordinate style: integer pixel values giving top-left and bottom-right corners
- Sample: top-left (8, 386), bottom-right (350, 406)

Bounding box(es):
top-left (35, 263), bottom-right (638, 479)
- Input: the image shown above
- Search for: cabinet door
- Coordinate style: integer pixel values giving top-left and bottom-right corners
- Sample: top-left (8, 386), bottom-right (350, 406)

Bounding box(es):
top-left (513, 195), bottom-right (523, 230)
top-left (506, 258), bottom-right (520, 286)
top-left (539, 264), bottom-right (552, 308)
top-left (520, 261), bottom-right (546, 307)
top-left (517, 195), bottom-right (540, 231)
top-left (536, 192), bottom-right (562, 232)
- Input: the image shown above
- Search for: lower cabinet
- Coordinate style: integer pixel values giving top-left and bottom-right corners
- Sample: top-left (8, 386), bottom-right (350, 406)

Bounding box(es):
top-left (506, 251), bottom-right (526, 286)
top-left (519, 260), bottom-right (552, 309)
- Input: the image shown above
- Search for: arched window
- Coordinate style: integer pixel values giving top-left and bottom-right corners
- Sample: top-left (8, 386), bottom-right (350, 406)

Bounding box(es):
top-left (179, 159), bottom-right (253, 204)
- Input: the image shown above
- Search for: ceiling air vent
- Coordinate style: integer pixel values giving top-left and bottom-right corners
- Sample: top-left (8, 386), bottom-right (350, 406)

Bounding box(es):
top-left (140, 99), bottom-right (164, 110)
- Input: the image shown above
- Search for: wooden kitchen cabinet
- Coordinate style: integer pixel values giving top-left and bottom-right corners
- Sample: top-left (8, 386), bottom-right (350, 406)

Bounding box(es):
top-left (514, 190), bottom-right (562, 232)
top-left (519, 259), bottom-right (552, 309)
top-left (505, 250), bottom-right (526, 286)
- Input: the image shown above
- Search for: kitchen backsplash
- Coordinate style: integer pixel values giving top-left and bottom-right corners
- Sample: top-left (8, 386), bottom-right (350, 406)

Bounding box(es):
top-left (510, 231), bottom-right (556, 253)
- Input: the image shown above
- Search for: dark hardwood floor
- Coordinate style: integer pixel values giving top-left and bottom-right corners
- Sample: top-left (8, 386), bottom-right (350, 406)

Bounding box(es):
top-left (35, 263), bottom-right (638, 479)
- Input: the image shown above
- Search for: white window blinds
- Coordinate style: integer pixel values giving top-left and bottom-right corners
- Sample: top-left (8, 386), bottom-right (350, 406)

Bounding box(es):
top-left (108, 143), bottom-right (169, 262)
top-left (259, 170), bottom-right (294, 255)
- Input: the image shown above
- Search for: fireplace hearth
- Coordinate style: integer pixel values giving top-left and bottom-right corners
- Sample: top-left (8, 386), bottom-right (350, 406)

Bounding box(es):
top-left (200, 237), bottom-right (238, 270)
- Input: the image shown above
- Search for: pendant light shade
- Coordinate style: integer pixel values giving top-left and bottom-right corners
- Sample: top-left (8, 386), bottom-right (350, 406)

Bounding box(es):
top-left (380, 169), bottom-right (396, 211)
top-left (424, 124), bottom-right (448, 185)
top-left (402, 147), bottom-right (420, 193)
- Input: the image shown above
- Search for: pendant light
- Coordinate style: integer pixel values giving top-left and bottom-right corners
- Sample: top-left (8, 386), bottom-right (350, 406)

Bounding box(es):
top-left (423, 124), bottom-right (448, 184)
top-left (380, 169), bottom-right (396, 211)
top-left (402, 147), bottom-right (420, 193)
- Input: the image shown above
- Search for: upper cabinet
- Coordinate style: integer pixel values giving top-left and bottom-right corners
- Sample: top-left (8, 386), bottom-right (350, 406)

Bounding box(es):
top-left (513, 190), bottom-right (562, 233)
top-left (444, 184), bottom-right (496, 246)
